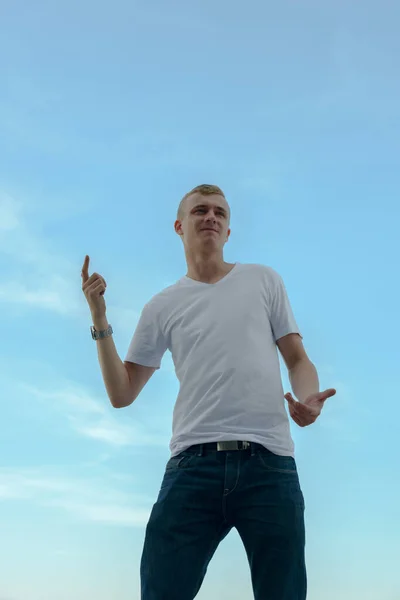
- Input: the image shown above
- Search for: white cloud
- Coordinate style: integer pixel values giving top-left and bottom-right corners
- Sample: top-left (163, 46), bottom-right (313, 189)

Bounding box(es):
top-left (71, 419), bottom-right (137, 446)
top-left (0, 190), bottom-right (177, 379)
top-left (0, 467), bottom-right (154, 527)
top-left (0, 189), bottom-right (175, 358)
top-left (20, 382), bottom-right (107, 416)
top-left (45, 499), bottom-right (151, 527)
top-left (0, 279), bottom-right (77, 315)
top-left (0, 189), bottom-right (148, 354)
top-left (19, 380), bottom-right (169, 448)
top-left (0, 191), bottom-right (85, 316)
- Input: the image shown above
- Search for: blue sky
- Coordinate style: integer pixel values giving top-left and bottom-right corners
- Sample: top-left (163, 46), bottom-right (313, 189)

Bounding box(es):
top-left (1, 1), bottom-right (399, 598)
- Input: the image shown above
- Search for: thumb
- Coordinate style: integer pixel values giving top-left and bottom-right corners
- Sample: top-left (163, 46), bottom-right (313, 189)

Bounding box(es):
top-left (285, 393), bottom-right (295, 402)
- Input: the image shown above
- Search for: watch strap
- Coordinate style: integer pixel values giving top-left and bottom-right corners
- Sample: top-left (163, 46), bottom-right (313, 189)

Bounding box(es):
top-left (91, 324), bottom-right (113, 340)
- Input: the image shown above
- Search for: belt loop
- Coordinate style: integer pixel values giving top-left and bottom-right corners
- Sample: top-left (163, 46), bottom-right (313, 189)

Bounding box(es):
top-left (197, 444), bottom-right (204, 457)
top-left (251, 442), bottom-right (256, 457)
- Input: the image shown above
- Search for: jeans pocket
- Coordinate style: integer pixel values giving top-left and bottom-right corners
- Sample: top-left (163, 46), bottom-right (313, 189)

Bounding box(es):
top-left (166, 452), bottom-right (196, 471)
top-left (257, 451), bottom-right (298, 474)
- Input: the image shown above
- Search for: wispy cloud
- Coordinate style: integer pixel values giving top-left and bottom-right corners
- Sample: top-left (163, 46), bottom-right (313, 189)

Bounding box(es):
top-left (45, 498), bottom-right (151, 526)
top-left (0, 467), bottom-right (153, 527)
top-left (0, 190), bottom-right (173, 339)
top-left (0, 279), bottom-right (77, 315)
top-left (0, 189), bottom-right (177, 379)
top-left (0, 191), bottom-right (85, 316)
top-left (0, 190), bottom-right (144, 329)
top-left (18, 380), bottom-right (169, 448)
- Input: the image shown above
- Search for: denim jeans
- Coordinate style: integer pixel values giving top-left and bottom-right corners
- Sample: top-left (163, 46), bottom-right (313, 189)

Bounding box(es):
top-left (140, 441), bottom-right (307, 600)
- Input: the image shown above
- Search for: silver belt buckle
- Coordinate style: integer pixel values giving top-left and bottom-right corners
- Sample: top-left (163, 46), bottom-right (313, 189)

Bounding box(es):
top-left (217, 441), bottom-right (250, 451)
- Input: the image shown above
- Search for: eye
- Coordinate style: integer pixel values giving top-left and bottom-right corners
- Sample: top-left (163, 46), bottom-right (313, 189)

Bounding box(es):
top-left (195, 209), bottom-right (225, 216)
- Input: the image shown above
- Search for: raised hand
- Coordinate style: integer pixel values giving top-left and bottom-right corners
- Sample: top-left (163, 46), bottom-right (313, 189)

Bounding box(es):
top-left (285, 388), bottom-right (336, 427)
top-left (81, 255), bottom-right (107, 319)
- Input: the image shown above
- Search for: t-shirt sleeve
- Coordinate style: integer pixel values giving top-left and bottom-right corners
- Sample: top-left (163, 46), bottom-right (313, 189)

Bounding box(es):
top-left (124, 302), bottom-right (168, 369)
top-left (269, 270), bottom-right (302, 342)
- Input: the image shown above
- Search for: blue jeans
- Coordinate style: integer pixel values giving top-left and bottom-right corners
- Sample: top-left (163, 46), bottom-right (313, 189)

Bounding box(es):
top-left (141, 441), bottom-right (307, 600)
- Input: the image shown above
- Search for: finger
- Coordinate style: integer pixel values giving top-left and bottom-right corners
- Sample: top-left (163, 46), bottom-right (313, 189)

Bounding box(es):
top-left (82, 272), bottom-right (107, 292)
top-left (318, 388), bottom-right (337, 403)
top-left (81, 255), bottom-right (90, 282)
top-left (89, 280), bottom-right (105, 295)
top-left (91, 274), bottom-right (107, 287)
top-left (288, 402), bottom-right (305, 423)
top-left (286, 394), bottom-right (308, 414)
top-left (285, 393), bottom-right (296, 403)
top-left (88, 283), bottom-right (106, 298)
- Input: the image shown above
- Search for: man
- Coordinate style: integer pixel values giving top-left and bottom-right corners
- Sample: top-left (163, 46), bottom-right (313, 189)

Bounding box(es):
top-left (82, 184), bottom-right (336, 600)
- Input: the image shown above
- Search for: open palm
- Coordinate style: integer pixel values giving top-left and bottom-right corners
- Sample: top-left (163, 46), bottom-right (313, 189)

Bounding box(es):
top-left (285, 388), bottom-right (336, 427)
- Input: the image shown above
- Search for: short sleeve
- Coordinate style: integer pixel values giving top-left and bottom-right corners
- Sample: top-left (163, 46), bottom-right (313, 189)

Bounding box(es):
top-left (269, 270), bottom-right (302, 342)
top-left (124, 302), bottom-right (168, 368)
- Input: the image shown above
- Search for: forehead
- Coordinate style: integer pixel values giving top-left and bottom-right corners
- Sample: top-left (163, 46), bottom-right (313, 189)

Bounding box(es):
top-left (187, 192), bottom-right (229, 212)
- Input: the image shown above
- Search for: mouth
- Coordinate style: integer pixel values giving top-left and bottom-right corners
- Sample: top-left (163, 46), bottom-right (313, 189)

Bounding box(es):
top-left (201, 228), bottom-right (218, 233)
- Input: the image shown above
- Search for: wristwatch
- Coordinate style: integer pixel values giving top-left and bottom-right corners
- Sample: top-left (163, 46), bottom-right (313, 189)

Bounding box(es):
top-left (90, 324), bottom-right (113, 340)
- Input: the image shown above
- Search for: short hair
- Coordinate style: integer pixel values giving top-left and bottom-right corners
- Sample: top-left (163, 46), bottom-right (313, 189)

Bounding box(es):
top-left (177, 184), bottom-right (226, 221)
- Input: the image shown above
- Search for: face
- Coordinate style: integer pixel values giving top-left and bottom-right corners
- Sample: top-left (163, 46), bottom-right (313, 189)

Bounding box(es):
top-left (175, 193), bottom-right (231, 247)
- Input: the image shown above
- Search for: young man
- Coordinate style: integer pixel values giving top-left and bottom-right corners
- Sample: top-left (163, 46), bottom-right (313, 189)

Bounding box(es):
top-left (82, 184), bottom-right (336, 599)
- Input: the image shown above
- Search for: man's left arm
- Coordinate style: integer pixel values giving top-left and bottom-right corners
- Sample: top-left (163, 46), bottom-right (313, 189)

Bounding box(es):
top-left (277, 333), bottom-right (336, 427)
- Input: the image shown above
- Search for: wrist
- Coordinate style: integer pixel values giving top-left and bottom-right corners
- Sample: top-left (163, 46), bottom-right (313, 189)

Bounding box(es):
top-left (91, 314), bottom-right (109, 330)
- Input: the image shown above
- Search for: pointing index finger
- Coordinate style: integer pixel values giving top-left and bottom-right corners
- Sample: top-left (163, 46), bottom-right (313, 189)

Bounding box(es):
top-left (81, 255), bottom-right (90, 282)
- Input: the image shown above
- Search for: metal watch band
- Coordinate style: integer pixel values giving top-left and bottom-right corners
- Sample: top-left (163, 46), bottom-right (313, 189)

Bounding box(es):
top-left (90, 324), bottom-right (113, 340)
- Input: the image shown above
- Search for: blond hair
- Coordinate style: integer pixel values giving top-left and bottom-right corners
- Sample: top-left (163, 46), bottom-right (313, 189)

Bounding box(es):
top-left (177, 184), bottom-right (226, 221)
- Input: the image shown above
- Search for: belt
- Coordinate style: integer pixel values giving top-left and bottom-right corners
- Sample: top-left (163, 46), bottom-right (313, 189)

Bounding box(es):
top-left (194, 441), bottom-right (251, 452)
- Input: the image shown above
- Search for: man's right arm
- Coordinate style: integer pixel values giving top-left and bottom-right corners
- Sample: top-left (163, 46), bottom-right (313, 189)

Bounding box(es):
top-left (81, 257), bottom-right (157, 407)
top-left (93, 315), bottom-right (157, 408)
top-left (93, 315), bottom-right (134, 408)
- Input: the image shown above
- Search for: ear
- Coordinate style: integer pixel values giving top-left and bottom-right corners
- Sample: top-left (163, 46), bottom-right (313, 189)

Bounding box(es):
top-left (174, 220), bottom-right (183, 236)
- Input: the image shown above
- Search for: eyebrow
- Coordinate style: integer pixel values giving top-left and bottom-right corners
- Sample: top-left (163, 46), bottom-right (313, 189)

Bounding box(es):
top-left (192, 204), bottom-right (228, 215)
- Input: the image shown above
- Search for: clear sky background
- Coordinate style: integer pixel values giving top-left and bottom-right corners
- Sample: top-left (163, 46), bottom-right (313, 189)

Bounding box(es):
top-left (1, 1), bottom-right (399, 599)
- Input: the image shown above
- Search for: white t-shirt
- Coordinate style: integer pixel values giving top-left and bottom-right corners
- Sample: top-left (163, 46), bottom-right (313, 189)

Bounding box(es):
top-left (125, 263), bottom-right (302, 458)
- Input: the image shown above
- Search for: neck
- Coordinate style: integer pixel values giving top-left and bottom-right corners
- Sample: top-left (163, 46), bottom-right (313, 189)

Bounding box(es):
top-left (186, 260), bottom-right (233, 283)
